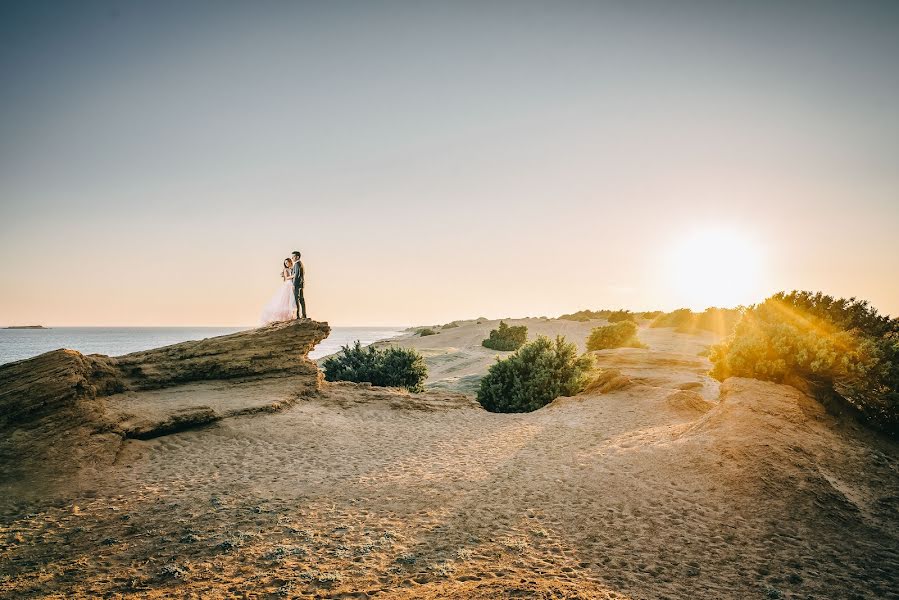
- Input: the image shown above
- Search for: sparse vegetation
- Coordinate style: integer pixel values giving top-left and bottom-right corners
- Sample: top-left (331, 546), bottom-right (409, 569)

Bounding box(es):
top-left (417, 328), bottom-right (438, 336)
top-left (299, 569), bottom-right (342, 584)
top-left (710, 291), bottom-right (899, 436)
top-left (322, 341), bottom-right (428, 392)
top-left (441, 322), bottom-right (459, 329)
top-left (454, 548), bottom-right (474, 560)
top-left (481, 320), bottom-right (528, 351)
top-left (607, 309), bottom-right (636, 323)
top-left (158, 563), bottom-right (187, 580)
top-left (502, 537), bottom-right (529, 552)
top-left (477, 336), bottom-right (593, 412)
top-left (586, 321), bottom-right (646, 351)
top-left (558, 309), bottom-right (610, 322)
top-left (651, 308), bottom-right (692, 328)
top-left (641, 310), bottom-right (663, 320)
top-left (429, 561), bottom-right (456, 576)
top-left (559, 308), bottom-right (636, 323)
top-left (651, 307), bottom-right (743, 336)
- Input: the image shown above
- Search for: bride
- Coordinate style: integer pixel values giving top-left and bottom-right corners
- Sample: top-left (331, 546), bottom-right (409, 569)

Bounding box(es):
top-left (260, 257), bottom-right (298, 324)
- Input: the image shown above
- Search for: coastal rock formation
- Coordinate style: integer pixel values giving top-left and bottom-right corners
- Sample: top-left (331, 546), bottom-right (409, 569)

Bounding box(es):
top-left (0, 349), bottom-right (122, 487)
top-left (0, 319), bottom-right (330, 485)
top-left (114, 319), bottom-right (330, 390)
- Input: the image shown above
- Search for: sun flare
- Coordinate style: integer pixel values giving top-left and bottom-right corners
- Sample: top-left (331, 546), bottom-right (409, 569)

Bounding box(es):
top-left (666, 228), bottom-right (763, 310)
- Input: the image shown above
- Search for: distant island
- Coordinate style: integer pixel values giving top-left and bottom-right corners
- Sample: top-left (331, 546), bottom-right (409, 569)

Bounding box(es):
top-left (4, 325), bottom-right (47, 329)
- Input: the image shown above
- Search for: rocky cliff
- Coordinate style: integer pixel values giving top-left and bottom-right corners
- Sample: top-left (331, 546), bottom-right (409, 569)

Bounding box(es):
top-left (114, 320), bottom-right (330, 390)
top-left (0, 319), bottom-right (330, 486)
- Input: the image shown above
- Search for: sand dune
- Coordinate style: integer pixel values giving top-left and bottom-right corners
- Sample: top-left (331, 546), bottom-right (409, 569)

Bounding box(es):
top-left (1, 319), bottom-right (897, 598)
top-left (366, 318), bottom-right (624, 394)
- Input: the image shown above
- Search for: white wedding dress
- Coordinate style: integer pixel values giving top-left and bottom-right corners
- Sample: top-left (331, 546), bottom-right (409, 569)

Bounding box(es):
top-left (260, 270), bottom-right (297, 325)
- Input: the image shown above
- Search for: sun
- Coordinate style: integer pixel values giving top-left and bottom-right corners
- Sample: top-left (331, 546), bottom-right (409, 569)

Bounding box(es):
top-left (665, 228), bottom-right (763, 310)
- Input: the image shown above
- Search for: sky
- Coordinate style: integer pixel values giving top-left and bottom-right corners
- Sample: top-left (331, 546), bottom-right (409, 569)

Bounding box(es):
top-left (1, 1), bottom-right (898, 326)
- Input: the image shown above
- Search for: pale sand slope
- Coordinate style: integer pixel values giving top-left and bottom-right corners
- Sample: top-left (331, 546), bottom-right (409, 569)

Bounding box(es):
top-left (364, 318), bottom-right (720, 395)
top-left (2, 326), bottom-right (898, 599)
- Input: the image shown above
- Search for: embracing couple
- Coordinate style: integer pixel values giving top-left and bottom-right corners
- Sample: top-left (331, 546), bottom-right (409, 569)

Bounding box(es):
top-left (260, 250), bottom-right (307, 325)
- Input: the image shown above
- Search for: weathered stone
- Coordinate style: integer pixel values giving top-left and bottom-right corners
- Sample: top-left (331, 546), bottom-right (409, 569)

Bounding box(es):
top-left (0, 320), bottom-right (330, 485)
top-left (124, 406), bottom-right (220, 440)
top-left (113, 319), bottom-right (330, 390)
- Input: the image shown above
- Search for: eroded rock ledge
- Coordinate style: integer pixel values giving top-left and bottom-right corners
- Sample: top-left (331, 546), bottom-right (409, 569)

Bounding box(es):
top-left (114, 320), bottom-right (330, 390)
top-left (0, 319), bottom-right (330, 485)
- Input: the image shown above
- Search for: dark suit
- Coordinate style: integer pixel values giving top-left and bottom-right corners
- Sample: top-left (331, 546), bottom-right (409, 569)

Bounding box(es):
top-left (292, 260), bottom-right (306, 318)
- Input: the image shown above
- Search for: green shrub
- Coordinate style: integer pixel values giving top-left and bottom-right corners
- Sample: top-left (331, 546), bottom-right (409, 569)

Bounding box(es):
top-left (651, 307), bottom-right (742, 336)
top-left (607, 310), bottom-right (636, 323)
top-left (482, 321), bottom-right (528, 351)
top-left (586, 321), bottom-right (645, 351)
top-left (710, 291), bottom-right (899, 436)
top-left (322, 341), bottom-right (428, 392)
top-left (641, 310), bottom-right (663, 320)
top-left (560, 309), bottom-right (636, 323)
top-left (650, 308), bottom-right (693, 328)
top-left (417, 328), bottom-right (438, 336)
top-left (441, 322), bottom-right (459, 329)
top-left (477, 336), bottom-right (593, 412)
top-left (558, 309), bottom-right (611, 322)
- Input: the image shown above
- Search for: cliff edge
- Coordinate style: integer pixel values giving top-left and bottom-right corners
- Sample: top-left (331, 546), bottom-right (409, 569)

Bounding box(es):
top-left (0, 319), bottom-right (330, 486)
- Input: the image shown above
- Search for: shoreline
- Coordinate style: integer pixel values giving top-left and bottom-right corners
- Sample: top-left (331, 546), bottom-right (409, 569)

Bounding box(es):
top-left (0, 325), bottom-right (407, 367)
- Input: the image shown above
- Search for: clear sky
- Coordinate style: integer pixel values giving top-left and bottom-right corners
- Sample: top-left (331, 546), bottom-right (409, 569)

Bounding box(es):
top-left (1, 1), bottom-right (898, 326)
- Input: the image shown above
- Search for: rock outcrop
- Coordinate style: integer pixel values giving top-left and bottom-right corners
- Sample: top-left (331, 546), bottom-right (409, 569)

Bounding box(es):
top-left (0, 319), bottom-right (330, 486)
top-left (114, 320), bottom-right (329, 390)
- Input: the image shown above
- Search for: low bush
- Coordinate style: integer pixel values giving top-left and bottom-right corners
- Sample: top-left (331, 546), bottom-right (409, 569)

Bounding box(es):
top-left (710, 291), bottom-right (899, 436)
top-left (477, 336), bottom-right (593, 412)
top-left (586, 321), bottom-right (645, 351)
top-left (482, 321), bottom-right (528, 351)
top-left (641, 310), bottom-right (663, 320)
top-left (651, 307), bottom-right (742, 337)
top-left (417, 328), bottom-right (438, 336)
top-left (560, 309), bottom-right (637, 323)
top-left (441, 322), bottom-right (459, 329)
top-left (322, 341), bottom-right (428, 392)
top-left (558, 309), bottom-right (611, 322)
top-left (606, 310), bottom-right (636, 323)
top-left (650, 308), bottom-right (693, 328)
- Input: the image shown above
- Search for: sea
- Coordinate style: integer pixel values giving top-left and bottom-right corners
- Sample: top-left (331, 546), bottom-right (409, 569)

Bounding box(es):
top-left (0, 326), bottom-right (407, 366)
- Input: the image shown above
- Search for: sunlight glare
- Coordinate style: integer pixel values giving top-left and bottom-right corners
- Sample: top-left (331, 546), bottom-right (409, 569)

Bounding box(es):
top-left (665, 228), bottom-right (763, 309)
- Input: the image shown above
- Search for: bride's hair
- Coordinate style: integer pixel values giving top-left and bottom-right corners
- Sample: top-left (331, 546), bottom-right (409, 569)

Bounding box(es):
top-left (283, 258), bottom-right (293, 269)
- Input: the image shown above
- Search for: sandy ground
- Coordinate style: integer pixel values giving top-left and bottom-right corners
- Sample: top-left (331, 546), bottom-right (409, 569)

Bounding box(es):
top-left (2, 321), bottom-right (898, 599)
top-left (366, 318), bottom-right (700, 395)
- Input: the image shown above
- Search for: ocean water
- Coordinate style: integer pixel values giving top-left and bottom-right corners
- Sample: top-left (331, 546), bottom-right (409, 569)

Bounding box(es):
top-left (0, 326), bottom-right (406, 366)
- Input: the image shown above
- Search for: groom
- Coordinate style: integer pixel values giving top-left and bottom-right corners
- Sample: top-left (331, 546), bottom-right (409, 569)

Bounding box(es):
top-left (291, 250), bottom-right (307, 319)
